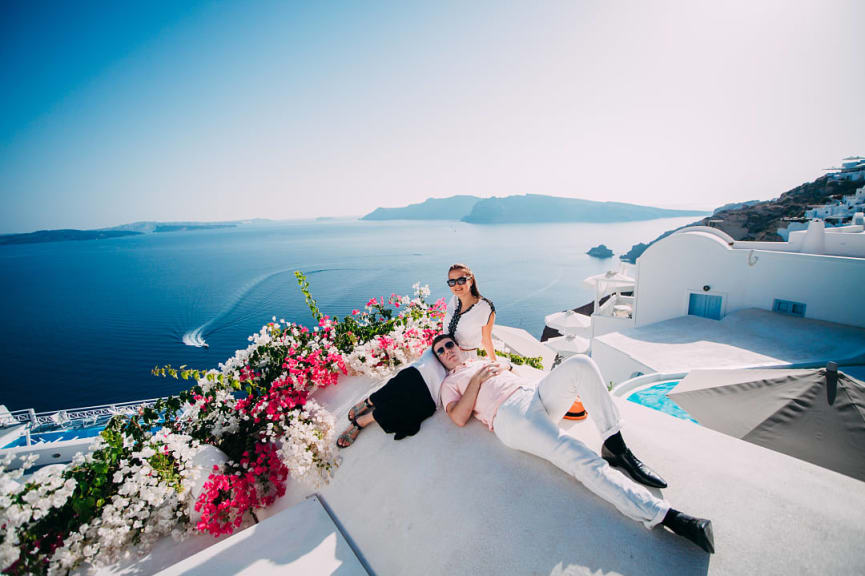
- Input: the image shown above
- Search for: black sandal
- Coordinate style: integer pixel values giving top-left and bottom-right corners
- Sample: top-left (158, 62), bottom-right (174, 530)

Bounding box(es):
top-left (337, 419), bottom-right (363, 448)
top-left (348, 398), bottom-right (373, 422)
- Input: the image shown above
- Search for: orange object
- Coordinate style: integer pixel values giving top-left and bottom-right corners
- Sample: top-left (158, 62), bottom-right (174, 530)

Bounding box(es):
top-left (563, 399), bottom-right (588, 421)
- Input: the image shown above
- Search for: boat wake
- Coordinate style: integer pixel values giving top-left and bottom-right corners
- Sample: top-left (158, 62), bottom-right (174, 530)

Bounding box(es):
top-left (181, 327), bottom-right (208, 348)
top-left (180, 267), bottom-right (355, 349)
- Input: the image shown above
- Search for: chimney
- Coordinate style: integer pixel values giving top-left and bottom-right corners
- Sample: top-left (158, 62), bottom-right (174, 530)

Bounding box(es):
top-left (800, 220), bottom-right (826, 254)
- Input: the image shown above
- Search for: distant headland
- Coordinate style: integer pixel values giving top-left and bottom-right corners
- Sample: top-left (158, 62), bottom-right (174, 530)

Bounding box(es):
top-left (0, 220), bottom-right (244, 246)
top-left (0, 229), bottom-right (143, 245)
top-left (362, 194), bottom-right (707, 224)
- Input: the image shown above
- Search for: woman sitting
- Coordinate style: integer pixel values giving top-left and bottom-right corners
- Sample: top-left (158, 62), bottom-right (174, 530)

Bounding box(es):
top-left (442, 263), bottom-right (496, 361)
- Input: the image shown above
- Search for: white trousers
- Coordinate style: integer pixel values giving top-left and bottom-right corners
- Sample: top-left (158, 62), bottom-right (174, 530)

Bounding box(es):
top-left (493, 355), bottom-right (669, 528)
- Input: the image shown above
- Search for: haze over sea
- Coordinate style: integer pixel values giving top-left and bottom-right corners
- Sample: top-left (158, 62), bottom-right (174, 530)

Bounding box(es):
top-left (0, 217), bottom-right (695, 412)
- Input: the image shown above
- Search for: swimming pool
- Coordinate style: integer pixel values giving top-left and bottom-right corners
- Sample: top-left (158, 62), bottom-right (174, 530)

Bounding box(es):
top-left (626, 380), bottom-right (698, 423)
top-left (2, 423), bottom-right (107, 449)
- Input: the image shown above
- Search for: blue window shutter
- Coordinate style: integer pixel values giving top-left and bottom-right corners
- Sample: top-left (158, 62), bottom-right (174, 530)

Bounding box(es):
top-left (773, 299), bottom-right (806, 317)
top-left (706, 295), bottom-right (722, 320)
top-left (689, 293), bottom-right (722, 320)
top-left (688, 293), bottom-right (703, 317)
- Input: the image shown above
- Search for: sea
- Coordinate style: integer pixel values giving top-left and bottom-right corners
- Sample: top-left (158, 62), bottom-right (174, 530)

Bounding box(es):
top-left (0, 217), bottom-right (697, 412)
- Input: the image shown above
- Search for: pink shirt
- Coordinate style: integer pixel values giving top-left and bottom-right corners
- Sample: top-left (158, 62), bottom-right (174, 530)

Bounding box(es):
top-left (440, 361), bottom-right (525, 430)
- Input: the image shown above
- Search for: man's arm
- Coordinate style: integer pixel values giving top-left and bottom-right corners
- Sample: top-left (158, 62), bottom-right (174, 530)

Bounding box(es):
top-left (444, 364), bottom-right (502, 427)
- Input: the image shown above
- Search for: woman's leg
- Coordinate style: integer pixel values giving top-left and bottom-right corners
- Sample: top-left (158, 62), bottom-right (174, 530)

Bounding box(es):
top-left (337, 410), bottom-right (376, 448)
top-left (348, 397), bottom-right (374, 422)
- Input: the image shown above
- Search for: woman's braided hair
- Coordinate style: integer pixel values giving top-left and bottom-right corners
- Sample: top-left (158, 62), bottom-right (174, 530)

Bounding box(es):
top-left (447, 263), bottom-right (480, 336)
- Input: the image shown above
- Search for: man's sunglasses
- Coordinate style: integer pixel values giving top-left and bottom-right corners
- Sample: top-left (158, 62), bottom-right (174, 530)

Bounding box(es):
top-left (434, 340), bottom-right (456, 355)
top-left (446, 276), bottom-right (470, 287)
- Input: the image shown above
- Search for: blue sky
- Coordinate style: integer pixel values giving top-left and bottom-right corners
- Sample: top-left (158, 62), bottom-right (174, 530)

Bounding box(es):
top-left (1, 0), bottom-right (863, 233)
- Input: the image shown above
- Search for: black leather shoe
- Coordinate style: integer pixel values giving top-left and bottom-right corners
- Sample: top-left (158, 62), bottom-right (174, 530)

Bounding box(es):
top-left (667, 513), bottom-right (715, 554)
top-left (601, 445), bottom-right (668, 488)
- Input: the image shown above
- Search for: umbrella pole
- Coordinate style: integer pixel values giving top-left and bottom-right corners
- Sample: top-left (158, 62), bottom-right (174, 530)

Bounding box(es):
top-left (826, 361), bottom-right (838, 405)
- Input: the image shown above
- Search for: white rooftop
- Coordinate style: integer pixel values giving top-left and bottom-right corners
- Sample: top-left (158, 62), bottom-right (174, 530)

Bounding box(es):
top-left (154, 496), bottom-right (368, 576)
top-left (98, 368), bottom-right (865, 575)
top-left (595, 308), bottom-right (865, 375)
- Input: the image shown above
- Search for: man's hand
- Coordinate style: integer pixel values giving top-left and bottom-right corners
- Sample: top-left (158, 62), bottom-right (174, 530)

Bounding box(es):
top-left (471, 363), bottom-right (503, 387)
top-left (491, 359), bottom-right (513, 372)
top-left (446, 362), bottom-right (504, 427)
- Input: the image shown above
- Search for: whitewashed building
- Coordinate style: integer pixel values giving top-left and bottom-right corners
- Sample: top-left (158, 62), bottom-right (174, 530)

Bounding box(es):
top-left (804, 185), bottom-right (865, 220)
top-left (588, 223), bottom-right (865, 384)
top-left (825, 155), bottom-right (865, 181)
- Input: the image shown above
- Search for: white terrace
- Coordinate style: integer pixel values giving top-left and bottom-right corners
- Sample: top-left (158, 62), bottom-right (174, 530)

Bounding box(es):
top-left (592, 308), bottom-right (865, 385)
top-left (95, 371), bottom-right (865, 576)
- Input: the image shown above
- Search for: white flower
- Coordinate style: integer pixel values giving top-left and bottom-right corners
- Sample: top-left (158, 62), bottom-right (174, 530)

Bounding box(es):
top-left (277, 400), bottom-right (339, 488)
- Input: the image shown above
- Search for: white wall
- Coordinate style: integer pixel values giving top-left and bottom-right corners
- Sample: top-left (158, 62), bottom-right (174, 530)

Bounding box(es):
top-left (3, 437), bottom-right (92, 470)
top-left (590, 339), bottom-right (653, 385)
top-left (591, 314), bottom-right (634, 339)
top-left (635, 228), bottom-right (865, 328)
top-left (786, 227), bottom-right (865, 257)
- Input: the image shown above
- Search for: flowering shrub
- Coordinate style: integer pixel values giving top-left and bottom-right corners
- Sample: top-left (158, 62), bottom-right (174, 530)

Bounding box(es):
top-left (0, 418), bottom-right (198, 575)
top-left (193, 443), bottom-right (288, 537)
top-left (277, 401), bottom-right (339, 488)
top-left (0, 273), bottom-right (442, 574)
top-left (341, 284), bottom-right (446, 378)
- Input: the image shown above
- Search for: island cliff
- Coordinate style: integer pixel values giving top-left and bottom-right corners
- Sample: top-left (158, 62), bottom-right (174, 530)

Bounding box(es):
top-left (361, 196), bottom-right (481, 220)
top-left (462, 195), bottom-right (706, 224)
top-left (362, 194), bottom-right (707, 223)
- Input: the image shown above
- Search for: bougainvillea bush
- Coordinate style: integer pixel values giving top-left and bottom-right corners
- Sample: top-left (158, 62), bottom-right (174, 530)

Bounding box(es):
top-left (0, 273), bottom-right (443, 575)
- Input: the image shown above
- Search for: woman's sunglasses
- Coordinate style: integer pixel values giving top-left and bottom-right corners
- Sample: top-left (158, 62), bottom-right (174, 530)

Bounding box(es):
top-left (446, 276), bottom-right (470, 287)
top-left (434, 340), bottom-right (456, 356)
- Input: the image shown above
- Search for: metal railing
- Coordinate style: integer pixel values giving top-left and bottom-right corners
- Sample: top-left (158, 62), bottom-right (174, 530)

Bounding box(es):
top-left (4, 398), bottom-right (165, 428)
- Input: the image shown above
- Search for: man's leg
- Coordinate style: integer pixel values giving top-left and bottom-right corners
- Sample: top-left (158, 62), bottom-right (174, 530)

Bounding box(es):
top-left (534, 354), bottom-right (667, 489)
top-left (494, 392), bottom-right (668, 528)
top-left (536, 355), bottom-right (621, 438)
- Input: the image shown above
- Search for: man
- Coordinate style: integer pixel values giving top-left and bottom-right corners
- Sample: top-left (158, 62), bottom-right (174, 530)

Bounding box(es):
top-left (432, 333), bottom-right (714, 554)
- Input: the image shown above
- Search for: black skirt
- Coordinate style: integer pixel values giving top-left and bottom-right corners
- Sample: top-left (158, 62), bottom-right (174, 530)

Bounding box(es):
top-left (369, 366), bottom-right (436, 440)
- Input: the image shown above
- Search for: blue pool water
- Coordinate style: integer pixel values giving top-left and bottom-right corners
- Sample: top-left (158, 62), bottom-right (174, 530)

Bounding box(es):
top-left (626, 381), bottom-right (698, 423)
top-left (2, 424), bottom-right (107, 448)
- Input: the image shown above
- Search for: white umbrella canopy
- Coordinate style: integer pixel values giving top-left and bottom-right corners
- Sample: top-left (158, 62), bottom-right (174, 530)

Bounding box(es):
top-left (583, 270), bottom-right (635, 297)
top-left (545, 335), bottom-right (590, 356)
top-left (544, 310), bottom-right (591, 335)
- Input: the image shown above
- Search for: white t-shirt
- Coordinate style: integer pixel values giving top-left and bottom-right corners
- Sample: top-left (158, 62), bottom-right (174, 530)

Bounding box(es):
top-left (410, 348), bottom-right (447, 407)
top-left (442, 295), bottom-right (496, 351)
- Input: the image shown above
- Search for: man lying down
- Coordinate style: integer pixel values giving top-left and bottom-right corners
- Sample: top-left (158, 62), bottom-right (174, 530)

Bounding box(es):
top-left (433, 333), bottom-right (715, 554)
top-left (339, 333), bottom-right (714, 554)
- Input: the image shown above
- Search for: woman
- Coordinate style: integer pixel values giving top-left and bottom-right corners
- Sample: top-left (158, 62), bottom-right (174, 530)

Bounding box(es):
top-left (442, 263), bottom-right (497, 361)
top-left (336, 263), bottom-right (497, 448)
top-left (337, 347), bottom-right (446, 448)
top-left (442, 263), bottom-right (585, 420)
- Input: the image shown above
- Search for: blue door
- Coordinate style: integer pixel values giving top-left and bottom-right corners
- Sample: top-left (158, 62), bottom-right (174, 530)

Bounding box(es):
top-left (688, 293), bottom-right (723, 320)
